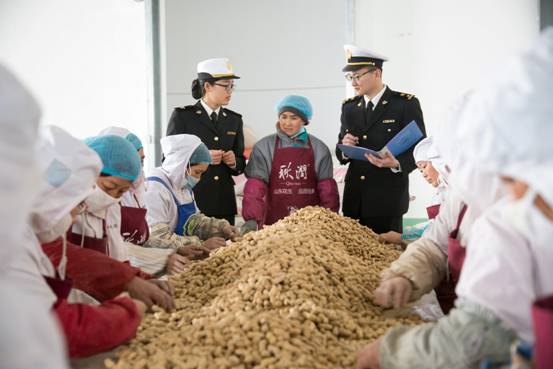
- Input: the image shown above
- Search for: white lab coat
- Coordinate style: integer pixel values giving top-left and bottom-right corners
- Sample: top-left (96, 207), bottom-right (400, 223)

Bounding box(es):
top-left (457, 200), bottom-right (553, 343)
top-left (0, 64), bottom-right (69, 369)
top-left (144, 167), bottom-right (196, 233)
top-left (73, 203), bottom-right (129, 262)
top-left (144, 134), bottom-right (202, 233)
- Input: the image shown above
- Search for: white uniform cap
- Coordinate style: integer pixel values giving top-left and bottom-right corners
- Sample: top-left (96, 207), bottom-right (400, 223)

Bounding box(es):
top-left (343, 44), bottom-right (388, 72)
top-left (454, 28), bottom-right (553, 205)
top-left (197, 57), bottom-right (240, 80)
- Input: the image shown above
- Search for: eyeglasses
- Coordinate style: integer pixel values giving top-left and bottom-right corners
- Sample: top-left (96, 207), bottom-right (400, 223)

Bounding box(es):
top-left (214, 83), bottom-right (236, 92)
top-left (345, 69), bottom-right (376, 82)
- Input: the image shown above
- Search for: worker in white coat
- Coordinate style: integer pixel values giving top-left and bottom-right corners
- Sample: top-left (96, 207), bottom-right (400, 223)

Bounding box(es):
top-left (453, 27), bottom-right (553, 369)
top-left (357, 27), bottom-right (553, 369)
top-left (98, 126), bottom-right (191, 274)
top-left (144, 134), bottom-right (239, 257)
top-left (0, 65), bottom-right (69, 369)
top-left (69, 134), bottom-right (142, 261)
top-left (379, 136), bottom-right (451, 245)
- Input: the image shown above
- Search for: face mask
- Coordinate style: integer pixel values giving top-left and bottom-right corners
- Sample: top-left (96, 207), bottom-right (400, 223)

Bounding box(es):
top-left (185, 175), bottom-right (200, 189)
top-left (35, 214), bottom-right (72, 244)
top-left (85, 185), bottom-right (120, 215)
top-left (504, 188), bottom-right (553, 248)
top-left (132, 170), bottom-right (145, 190)
top-left (449, 167), bottom-right (506, 215)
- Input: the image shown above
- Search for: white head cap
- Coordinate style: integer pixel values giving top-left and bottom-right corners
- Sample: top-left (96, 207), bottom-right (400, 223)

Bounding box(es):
top-left (0, 65), bottom-right (41, 273)
top-left (31, 125), bottom-right (102, 237)
top-left (197, 58), bottom-right (240, 80)
top-left (160, 134), bottom-right (202, 190)
top-left (456, 28), bottom-right (553, 205)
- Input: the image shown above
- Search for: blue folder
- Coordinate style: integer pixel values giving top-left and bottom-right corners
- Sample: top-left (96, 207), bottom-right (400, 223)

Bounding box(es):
top-left (338, 120), bottom-right (423, 161)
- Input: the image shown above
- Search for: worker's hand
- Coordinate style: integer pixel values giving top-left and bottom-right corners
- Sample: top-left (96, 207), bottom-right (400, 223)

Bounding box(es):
top-left (222, 150), bottom-right (236, 168)
top-left (365, 151), bottom-right (400, 169)
top-left (373, 277), bottom-right (413, 309)
top-left (177, 244), bottom-right (209, 260)
top-left (342, 133), bottom-right (359, 146)
top-left (210, 150), bottom-right (224, 165)
top-left (378, 231), bottom-right (404, 245)
top-left (126, 276), bottom-right (175, 312)
top-left (132, 298), bottom-right (147, 319)
top-left (203, 236), bottom-right (226, 251)
top-left (166, 253), bottom-right (190, 275)
top-left (222, 224), bottom-right (239, 240)
top-left (148, 279), bottom-right (175, 297)
top-left (356, 339), bottom-right (381, 369)
top-left (241, 220), bottom-right (258, 235)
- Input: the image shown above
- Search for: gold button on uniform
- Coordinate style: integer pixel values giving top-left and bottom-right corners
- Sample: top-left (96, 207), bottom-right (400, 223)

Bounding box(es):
top-left (214, 136), bottom-right (219, 141)
top-left (387, 129), bottom-right (391, 132)
top-left (362, 135), bottom-right (367, 140)
top-left (214, 176), bottom-right (219, 181)
top-left (360, 176), bottom-right (366, 180)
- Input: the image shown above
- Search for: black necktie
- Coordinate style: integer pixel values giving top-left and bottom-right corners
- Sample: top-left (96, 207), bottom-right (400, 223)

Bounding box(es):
top-left (365, 101), bottom-right (374, 124)
top-left (210, 112), bottom-right (218, 123)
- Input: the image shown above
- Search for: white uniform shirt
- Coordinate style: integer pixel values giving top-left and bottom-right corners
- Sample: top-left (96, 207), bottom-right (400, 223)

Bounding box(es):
top-left (422, 190), bottom-right (478, 255)
top-left (72, 203), bottom-right (129, 262)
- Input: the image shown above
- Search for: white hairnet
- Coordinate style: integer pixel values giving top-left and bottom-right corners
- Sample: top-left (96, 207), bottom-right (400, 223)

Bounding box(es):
top-left (0, 65), bottom-right (69, 368)
top-left (31, 125), bottom-right (102, 235)
top-left (455, 28), bottom-right (553, 205)
top-left (160, 134), bottom-right (202, 190)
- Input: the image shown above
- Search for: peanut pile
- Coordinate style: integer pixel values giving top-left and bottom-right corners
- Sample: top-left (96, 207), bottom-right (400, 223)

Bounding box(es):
top-left (107, 207), bottom-right (420, 369)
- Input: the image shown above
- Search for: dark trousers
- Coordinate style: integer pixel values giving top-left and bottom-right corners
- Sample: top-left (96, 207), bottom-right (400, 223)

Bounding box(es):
top-left (359, 215), bottom-right (403, 234)
top-left (212, 214), bottom-right (235, 226)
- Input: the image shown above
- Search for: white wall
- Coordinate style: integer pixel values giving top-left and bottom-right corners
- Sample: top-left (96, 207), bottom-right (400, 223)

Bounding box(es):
top-left (0, 0), bottom-right (152, 166)
top-left (161, 0), bottom-right (346, 149)
top-left (353, 0), bottom-right (540, 218)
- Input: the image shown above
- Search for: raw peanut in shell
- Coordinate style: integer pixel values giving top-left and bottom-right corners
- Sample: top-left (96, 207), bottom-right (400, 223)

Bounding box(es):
top-left (108, 207), bottom-right (421, 369)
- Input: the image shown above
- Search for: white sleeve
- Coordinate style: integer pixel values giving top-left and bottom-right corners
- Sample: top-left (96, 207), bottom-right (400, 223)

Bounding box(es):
top-left (144, 181), bottom-right (177, 232)
top-left (422, 192), bottom-right (464, 255)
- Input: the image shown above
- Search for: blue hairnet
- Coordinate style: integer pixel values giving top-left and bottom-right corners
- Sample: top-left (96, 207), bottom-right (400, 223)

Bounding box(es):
top-left (276, 95), bottom-right (313, 124)
top-left (189, 142), bottom-right (212, 165)
top-left (125, 133), bottom-right (143, 151)
top-left (84, 135), bottom-right (141, 181)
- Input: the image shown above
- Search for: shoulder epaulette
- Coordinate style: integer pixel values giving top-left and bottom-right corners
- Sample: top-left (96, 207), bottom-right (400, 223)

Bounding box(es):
top-left (175, 105), bottom-right (196, 111)
top-left (342, 96), bottom-right (360, 105)
top-left (394, 91), bottom-right (415, 100)
top-left (222, 108), bottom-right (242, 118)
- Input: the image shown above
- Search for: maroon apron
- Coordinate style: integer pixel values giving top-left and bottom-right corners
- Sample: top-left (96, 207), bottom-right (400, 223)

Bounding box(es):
top-left (67, 219), bottom-right (108, 255)
top-left (426, 204), bottom-right (441, 220)
top-left (43, 275), bottom-right (73, 301)
top-left (434, 204), bottom-right (468, 314)
top-left (532, 294), bottom-right (553, 369)
top-left (120, 195), bottom-right (149, 245)
top-left (265, 136), bottom-right (319, 225)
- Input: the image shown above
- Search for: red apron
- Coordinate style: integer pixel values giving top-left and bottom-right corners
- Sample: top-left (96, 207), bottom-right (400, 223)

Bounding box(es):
top-left (532, 294), bottom-right (553, 369)
top-left (426, 204), bottom-right (441, 220)
top-left (120, 195), bottom-right (149, 245)
top-left (265, 136), bottom-right (319, 225)
top-left (67, 219), bottom-right (108, 255)
top-left (434, 204), bottom-right (468, 314)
